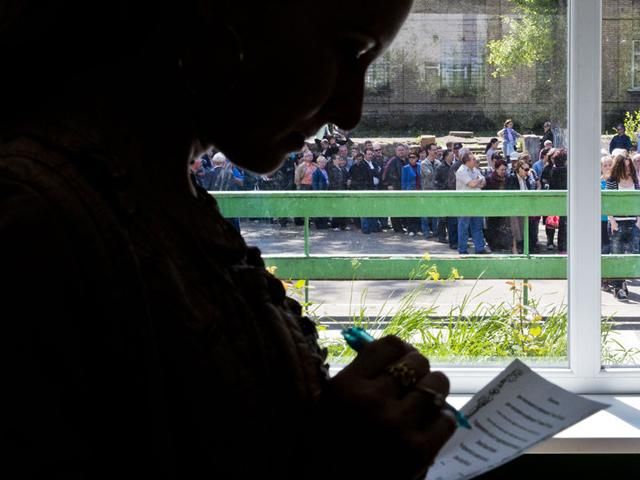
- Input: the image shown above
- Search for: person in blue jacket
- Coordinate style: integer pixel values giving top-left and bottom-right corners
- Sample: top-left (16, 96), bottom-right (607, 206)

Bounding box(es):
top-left (401, 152), bottom-right (421, 236)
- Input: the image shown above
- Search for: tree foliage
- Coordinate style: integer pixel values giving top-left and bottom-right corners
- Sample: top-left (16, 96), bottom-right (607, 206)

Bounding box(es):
top-left (487, 0), bottom-right (560, 78)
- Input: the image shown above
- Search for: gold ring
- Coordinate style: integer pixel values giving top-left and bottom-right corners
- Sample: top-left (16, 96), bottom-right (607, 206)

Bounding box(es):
top-left (385, 362), bottom-right (418, 389)
top-left (413, 385), bottom-right (445, 409)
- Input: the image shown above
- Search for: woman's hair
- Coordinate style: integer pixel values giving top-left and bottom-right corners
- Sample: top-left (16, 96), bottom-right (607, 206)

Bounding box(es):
top-left (610, 153), bottom-right (639, 184)
top-left (491, 151), bottom-right (503, 162)
top-left (513, 159), bottom-right (529, 174)
top-left (504, 118), bottom-right (513, 127)
top-left (485, 138), bottom-right (498, 153)
top-left (493, 159), bottom-right (507, 171)
top-left (539, 147), bottom-right (550, 160)
top-left (552, 148), bottom-right (567, 168)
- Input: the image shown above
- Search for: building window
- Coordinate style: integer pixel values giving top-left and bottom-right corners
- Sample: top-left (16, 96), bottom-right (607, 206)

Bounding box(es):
top-left (439, 34), bottom-right (486, 95)
top-left (365, 55), bottom-right (391, 93)
top-left (632, 40), bottom-right (640, 90)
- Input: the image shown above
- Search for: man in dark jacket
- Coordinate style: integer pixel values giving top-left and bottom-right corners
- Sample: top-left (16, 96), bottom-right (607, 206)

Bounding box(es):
top-left (381, 144), bottom-right (408, 232)
top-left (434, 149), bottom-right (458, 248)
top-left (350, 150), bottom-right (380, 233)
top-left (539, 121), bottom-right (554, 149)
top-left (327, 155), bottom-right (350, 230)
top-left (609, 124), bottom-right (632, 153)
top-left (549, 149), bottom-right (568, 252)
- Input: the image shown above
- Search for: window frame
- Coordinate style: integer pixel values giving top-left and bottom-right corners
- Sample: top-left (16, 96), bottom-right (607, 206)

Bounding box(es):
top-left (422, 0), bottom-right (640, 394)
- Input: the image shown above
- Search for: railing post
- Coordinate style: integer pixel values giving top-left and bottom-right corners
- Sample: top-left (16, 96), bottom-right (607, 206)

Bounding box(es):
top-left (304, 216), bottom-right (310, 308)
top-left (523, 216), bottom-right (530, 305)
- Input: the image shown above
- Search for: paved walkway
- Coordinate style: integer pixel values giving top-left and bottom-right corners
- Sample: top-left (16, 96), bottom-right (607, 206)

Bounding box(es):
top-left (239, 219), bottom-right (639, 316)
top-left (238, 219), bottom-right (640, 360)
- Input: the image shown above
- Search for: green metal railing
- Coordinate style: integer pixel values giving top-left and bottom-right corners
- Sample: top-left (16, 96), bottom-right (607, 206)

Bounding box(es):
top-left (214, 190), bottom-right (640, 283)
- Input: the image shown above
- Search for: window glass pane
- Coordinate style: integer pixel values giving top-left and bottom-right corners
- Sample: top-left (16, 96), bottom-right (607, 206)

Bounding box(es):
top-left (601, 0), bottom-right (640, 367)
top-left (215, 0), bottom-right (569, 369)
top-left (601, 6), bottom-right (640, 367)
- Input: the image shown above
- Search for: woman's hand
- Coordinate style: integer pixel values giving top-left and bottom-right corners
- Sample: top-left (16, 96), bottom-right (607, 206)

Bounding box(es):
top-left (317, 336), bottom-right (456, 480)
top-left (610, 219), bottom-right (618, 232)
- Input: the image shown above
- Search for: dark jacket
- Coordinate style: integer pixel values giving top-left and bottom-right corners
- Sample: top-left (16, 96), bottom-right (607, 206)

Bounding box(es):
top-left (447, 159), bottom-right (463, 190)
top-left (349, 160), bottom-right (376, 190)
top-left (609, 134), bottom-right (632, 153)
top-left (327, 163), bottom-right (349, 190)
top-left (540, 164), bottom-right (554, 190)
top-left (434, 160), bottom-right (453, 191)
top-left (273, 155), bottom-right (296, 190)
top-left (381, 156), bottom-right (405, 190)
top-left (539, 129), bottom-right (554, 149)
top-left (506, 173), bottom-right (535, 191)
top-left (484, 171), bottom-right (507, 190)
top-left (549, 166), bottom-right (568, 190)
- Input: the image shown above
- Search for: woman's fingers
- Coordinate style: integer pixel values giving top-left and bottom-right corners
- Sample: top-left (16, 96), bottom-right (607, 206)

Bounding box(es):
top-left (401, 371), bottom-right (451, 426)
top-left (346, 335), bottom-right (415, 378)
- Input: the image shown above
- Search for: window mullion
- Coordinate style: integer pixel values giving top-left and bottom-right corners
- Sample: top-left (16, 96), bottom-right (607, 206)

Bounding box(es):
top-left (568, 0), bottom-right (602, 383)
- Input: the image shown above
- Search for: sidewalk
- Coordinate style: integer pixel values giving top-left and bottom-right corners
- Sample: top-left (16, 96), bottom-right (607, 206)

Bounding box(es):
top-left (240, 220), bottom-right (639, 320)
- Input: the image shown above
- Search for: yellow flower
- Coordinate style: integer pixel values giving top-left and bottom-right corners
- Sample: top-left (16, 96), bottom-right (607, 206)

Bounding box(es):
top-left (294, 279), bottom-right (306, 290)
top-left (449, 267), bottom-right (463, 280)
top-left (422, 252), bottom-right (431, 261)
top-left (529, 326), bottom-right (543, 337)
top-left (427, 267), bottom-right (440, 281)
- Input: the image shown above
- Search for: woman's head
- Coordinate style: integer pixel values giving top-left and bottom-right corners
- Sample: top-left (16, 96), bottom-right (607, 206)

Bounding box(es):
top-left (514, 160), bottom-right (530, 178)
top-left (1, 0), bottom-right (413, 174)
top-left (493, 160), bottom-right (507, 177)
top-left (485, 138), bottom-right (498, 153)
top-left (610, 152), bottom-right (638, 183)
top-left (552, 148), bottom-right (567, 168)
top-left (600, 155), bottom-right (613, 178)
top-left (504, 119), bottom-right (513, 128)
top-left (408, 152), bottom-right (418, 165)
top-left (539, 147), bottom-right (550, 161)
top-left (518, 152), bottom-right (531, 165)
top-left (317, 155), bottom-right (328, 168)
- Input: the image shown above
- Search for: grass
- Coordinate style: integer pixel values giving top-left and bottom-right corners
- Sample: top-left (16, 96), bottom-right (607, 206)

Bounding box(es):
top-left (272, 262), bottom-right (640, 368)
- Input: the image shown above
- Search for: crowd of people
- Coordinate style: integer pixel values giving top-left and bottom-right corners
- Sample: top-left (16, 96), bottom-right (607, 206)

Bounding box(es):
top-left (190, 123), bottom-right (639, 300)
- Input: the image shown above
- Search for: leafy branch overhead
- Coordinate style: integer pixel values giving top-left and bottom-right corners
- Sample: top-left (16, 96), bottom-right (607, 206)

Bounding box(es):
top-left (487, 0), bottom-right (560, 78)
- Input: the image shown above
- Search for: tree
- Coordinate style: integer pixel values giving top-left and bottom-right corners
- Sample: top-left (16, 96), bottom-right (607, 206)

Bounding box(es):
top-left (487, 0), bottom-right (562, 78)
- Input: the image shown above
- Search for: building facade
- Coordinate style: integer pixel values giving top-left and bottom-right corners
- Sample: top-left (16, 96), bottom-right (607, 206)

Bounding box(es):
top-left (358, 0), bottom-right (639, 136)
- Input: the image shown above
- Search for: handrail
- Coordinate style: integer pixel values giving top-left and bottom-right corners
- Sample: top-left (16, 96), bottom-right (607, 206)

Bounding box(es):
top-left (214, 190), bottom-right (639, 217)
top-left (213, 190), bottom-right (640, 280)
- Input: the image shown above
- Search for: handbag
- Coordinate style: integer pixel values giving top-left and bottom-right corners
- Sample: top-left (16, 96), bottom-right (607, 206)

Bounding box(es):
top-left (545, 215), bottom-right (560, 229)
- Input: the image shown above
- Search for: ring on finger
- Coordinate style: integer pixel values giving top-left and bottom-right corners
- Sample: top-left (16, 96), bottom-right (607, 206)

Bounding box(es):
top-left (385, 361), bottom-right (418, 389)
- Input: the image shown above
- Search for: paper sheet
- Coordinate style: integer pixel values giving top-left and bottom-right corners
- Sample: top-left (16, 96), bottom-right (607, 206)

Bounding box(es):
top-left (426, 359), bottom-right (609, 480)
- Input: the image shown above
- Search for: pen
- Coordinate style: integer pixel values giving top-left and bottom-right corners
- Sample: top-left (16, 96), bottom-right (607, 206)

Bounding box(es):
top-left (341, 327), bottom-right (471, 429)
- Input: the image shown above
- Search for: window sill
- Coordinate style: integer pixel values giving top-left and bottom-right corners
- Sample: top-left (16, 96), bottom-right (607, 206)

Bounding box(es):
top-left (448, 395), bottom-right (640, 453)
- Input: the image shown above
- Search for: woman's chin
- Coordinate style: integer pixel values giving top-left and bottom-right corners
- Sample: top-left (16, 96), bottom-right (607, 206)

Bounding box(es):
top-left (235, 151), bottom-right (288, 175)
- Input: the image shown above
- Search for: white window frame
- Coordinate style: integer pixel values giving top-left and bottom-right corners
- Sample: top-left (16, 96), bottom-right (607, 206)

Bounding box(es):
top-left (441, 0), bottom-right (640, 394)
